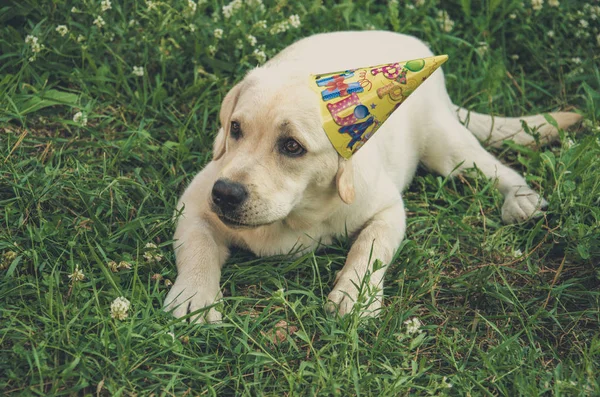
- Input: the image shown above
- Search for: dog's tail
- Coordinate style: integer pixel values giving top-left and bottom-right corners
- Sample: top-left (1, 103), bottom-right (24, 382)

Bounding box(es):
top-left (455, 106), bottom-right (582, 148)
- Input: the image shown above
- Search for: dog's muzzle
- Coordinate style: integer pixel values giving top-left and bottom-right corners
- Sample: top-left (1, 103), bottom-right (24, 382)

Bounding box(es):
top-left (211, 178), bottom-right (248, 214)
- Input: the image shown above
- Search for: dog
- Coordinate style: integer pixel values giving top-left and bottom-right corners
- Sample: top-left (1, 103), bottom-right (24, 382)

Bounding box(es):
top-left (164, 31), bottom-right (581, 323)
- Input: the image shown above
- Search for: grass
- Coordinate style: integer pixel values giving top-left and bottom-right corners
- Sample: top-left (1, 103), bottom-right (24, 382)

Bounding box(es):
top-left (1, 0), bottom-right (599, 395)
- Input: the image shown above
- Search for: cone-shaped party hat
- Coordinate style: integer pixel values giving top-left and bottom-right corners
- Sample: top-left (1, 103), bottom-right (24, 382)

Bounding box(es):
top-left (309, 55), bottom-right (448, 158)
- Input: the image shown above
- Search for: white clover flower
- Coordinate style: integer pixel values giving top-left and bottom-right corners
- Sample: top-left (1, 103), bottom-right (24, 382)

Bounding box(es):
top-left (272, 288), bottom-right (286, 302)
top-left (101, 0), bottom-right (112, 12)
top-left (511, 54), bottom-right (519, 60)
top-left (208, 45), bottom-right (217, 56)
top-left (143, 242), bottom-right (163, 262)
top-left (254, 20), bottom-right (267, 30)
top-left (187, 0), bottom-right (197, 12)
top-left (235, 39), bottom-right (244, 49)
top-left (73, 111), bottom-right (88, 126)
top-left (531, 0), bottom-right (543, 11)
top-left (571, 57), bottom-right (582, 64)
top-left (246, 0), bottom-right (263, 8)
top-left (146, 0), bottom-right (157, 10)
top-left (579, 19), bottom-right (589, 29)
top-left (56, 25), bottom-right (69, 37)
top-left (270, 21), bottom-right (289, 35)
top-left (129, 19), bottom-right (137, 27)
top-left (509, 13), bottom-right (517, 19)
top-left (548, 0), bottom-right (559, 6)
top-left (546, 30), bottom-right (555, 38)
top-left (415, 0), bottom-right (425, 6)
top-left (222, 0), bottom-right (242, 19)
top-left (132, 66), bottom-right (145, 76)
top-left (25, 35), bottom-right (41, 53)
top-left (442, 376), bottom-right (453, 388)
top-left (214, 28), bottom-right (223, 39)
top-left (108, 260), bottom-right (131, 271)
top-left (110, 296), bottom-right (131, 320)
top-left (289, 14), bottom-right (301, 28)
top-left (77, 34), bottom-right (86, 43)
top-left (222, 3), bottom-right (232, 17)
top-left (71, 6), bottom-right (79, 12)
top-left (253, 49), bottom-right (267, 63)
top-left (1, 251), bottom-right (17, 269)
top-left (404, 317), bottom-right (423, 335)
top-left (513, 249), bottom-right (523, 258)
top-left (119, 261), bottom-right (132, 270)
top-left (564, 138), bottom-right (575, 148)
top-left (2, 251), bottom-right (17, 263)
top-left (246, 34), bottom-right (257, 46)
top-left (365, 23), bottom-right (376, 30)
top-left (93, 15), bottom-right (105, 28)
top-left (108, 260), bottom-right (119, 272)
top-left (406, 4), bottom-right (415, 10)
top-left (188, 24), bottom-right (196, 32)
top-left (436, 10), bottom-right (455, 33)
top-left (476, 42), bottom-right (488, 56)
top-left (68, 264), bottom-right (85, 282)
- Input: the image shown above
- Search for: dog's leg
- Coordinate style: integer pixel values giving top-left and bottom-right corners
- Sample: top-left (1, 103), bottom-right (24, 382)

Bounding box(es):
top-left (422, 114), bottom-right (548, 224)
top-left (164, 219), bottom-right (228, 323)
top-left (164, 164), bottom-right (229, 323)
top-left (164, 218), bottom-right (228, 323)
top-left (327, 199), bottom-right (406, 316)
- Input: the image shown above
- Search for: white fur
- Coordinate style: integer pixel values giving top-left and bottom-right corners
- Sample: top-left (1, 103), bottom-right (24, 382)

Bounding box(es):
top-left (164, 31), bottom-right (580, 323)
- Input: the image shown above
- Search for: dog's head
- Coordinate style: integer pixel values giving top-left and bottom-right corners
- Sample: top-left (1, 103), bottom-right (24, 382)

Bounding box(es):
top-left (209, 67), bottom-right (354, 229)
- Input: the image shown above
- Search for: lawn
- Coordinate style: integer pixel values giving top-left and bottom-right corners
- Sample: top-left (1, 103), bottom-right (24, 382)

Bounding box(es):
top-left (1, 0), bottom-right (599, 395)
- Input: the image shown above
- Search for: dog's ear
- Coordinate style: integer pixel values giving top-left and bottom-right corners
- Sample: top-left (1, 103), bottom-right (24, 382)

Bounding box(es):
top-left (336, 156), bottom-right (355, 204)
top-left (212, 127), bottom-right (227, 161)
top-left (213, 82), bottom-right (243, 161)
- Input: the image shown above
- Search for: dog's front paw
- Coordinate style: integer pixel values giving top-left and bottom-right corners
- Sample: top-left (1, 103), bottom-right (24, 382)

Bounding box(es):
top-left (325, 276), bottom-right (382, 317)
top-left (163, 277), bottom-right (222, 324)
top-left (501, 187), bottom-right (548, 224)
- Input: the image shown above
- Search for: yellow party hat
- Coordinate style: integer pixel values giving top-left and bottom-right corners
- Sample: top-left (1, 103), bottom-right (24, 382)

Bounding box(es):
top-left (309, 55), bottom-right (448, 158)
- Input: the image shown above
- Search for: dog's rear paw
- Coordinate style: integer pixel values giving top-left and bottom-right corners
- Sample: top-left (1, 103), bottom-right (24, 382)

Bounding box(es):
top-left (163, 278), bottom-right (223, 324)
top-left (501, 187), bottom-right (548, 224)
top-left (325, 277), bottom-right (382, 317)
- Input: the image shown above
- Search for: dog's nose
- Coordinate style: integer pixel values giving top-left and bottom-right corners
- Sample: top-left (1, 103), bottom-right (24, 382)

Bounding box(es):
top-left (211, 179), bottom-right (248, 211)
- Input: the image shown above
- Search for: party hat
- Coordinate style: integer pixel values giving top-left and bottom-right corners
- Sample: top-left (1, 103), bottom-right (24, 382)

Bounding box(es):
top-left (309, 55), bottom-right (448, 158)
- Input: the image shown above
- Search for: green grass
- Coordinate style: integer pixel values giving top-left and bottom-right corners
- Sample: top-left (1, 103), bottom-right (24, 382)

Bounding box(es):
top-left (1, 0), bottom-right (599, 395)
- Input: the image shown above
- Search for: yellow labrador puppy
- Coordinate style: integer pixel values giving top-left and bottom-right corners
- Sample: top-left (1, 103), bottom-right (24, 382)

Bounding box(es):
top-left (164, 31), bottom-right (580, 323)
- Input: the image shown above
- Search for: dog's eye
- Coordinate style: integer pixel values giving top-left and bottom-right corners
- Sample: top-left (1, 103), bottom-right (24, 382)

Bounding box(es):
top-left (230, 121), bottom-right (242, 140)
top-left (281, 138), bottom-right (306, 157)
